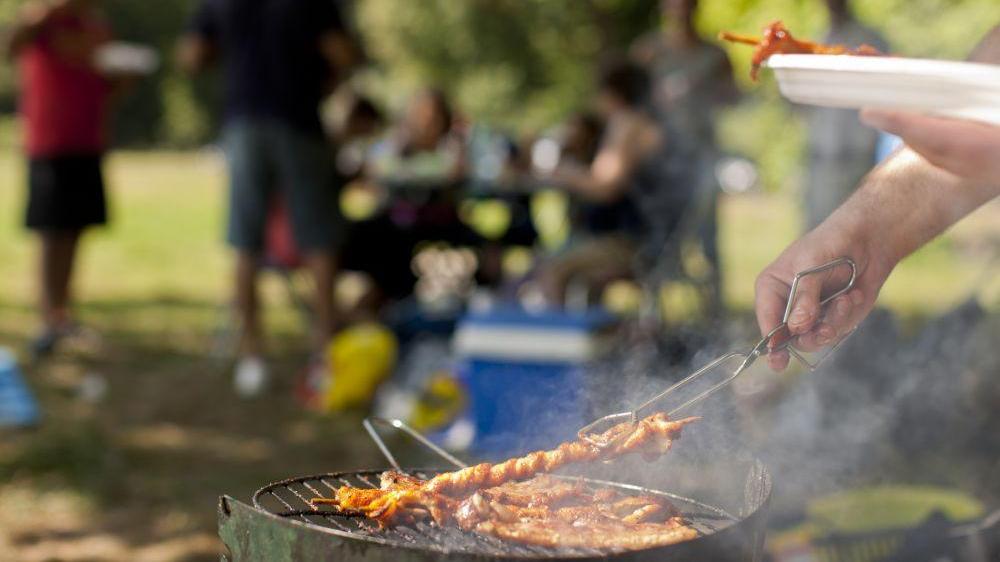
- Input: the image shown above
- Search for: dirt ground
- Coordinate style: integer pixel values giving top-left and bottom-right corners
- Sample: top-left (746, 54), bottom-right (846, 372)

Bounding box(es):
top-left (0, 298), bottom-right (388, 562)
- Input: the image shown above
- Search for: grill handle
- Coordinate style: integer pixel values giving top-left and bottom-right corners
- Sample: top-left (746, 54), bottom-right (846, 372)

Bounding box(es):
top-left (363, 417), bottom-right (469, 471)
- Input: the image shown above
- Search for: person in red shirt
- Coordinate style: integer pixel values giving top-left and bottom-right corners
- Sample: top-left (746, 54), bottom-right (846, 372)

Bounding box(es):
top-left (5, 0), bottom-right (112, 358)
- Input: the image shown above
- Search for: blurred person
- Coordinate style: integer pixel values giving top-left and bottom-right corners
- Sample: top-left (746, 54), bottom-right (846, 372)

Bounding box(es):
top-left (536, 62), bottom-right (695, 305)
top-left (368, 89), bottom-right (466, 185)
top-left (559, 112), bottom-right (641, 242)
top-left (340, 90), bottom-right (466, 311)
top-left (631, 0), bottom-right (739, 312)
top-left (5, 0), bottom-right (115, 359)
top-left (559, 112), bottom-right (604, 170)
top-left (333, 95), bottom-right (386, 181)
top-left (541, 112), bottom-right (606, 239)
top-left (800, 0), bottom-right (888, 230)
top-left (329, 95), bottom-right (403, 323)
top-left (754, 26), bottom-right (1000, 372)
top-left (177, 0), bottom-right (358, 395)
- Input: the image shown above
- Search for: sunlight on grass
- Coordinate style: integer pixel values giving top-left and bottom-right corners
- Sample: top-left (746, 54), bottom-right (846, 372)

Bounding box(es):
top-left (0, 148), bottom-right (996, 338)
top-left (0, 148), bottom-right (306, 345)
top-left (808, 485), bottom-right (984, 533)
top-left (0, 148), bottom-right (229, 302)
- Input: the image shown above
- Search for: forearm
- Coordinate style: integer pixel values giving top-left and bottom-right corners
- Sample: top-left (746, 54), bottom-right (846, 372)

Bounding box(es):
top-left (555, 167), bottom-right (625, 203)
top-left (825, 148), bottom-right (998, 268)
top-left (754, 147), bottom-right (996, 369)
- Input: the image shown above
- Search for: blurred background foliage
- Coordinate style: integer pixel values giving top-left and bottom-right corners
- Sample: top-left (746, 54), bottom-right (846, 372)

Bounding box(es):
top-left (0, 0), bottom-right (998, 191)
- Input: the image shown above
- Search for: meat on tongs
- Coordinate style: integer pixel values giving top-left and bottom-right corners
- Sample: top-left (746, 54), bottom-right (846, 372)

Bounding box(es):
top-left (313, 413), bottom-right (698, 527)
top-left (720, 20), bottom-right (883, 80)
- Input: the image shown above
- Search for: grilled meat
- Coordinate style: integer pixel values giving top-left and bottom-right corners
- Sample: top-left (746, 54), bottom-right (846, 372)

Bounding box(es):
top-left (310, 413), bottom-right (700, 551)
top-left (476, 518), bottom-right (699, 550)
top-left (424, 413), bottom-right (697, 497)
top-left (721, 20), bottom-right (882, 80)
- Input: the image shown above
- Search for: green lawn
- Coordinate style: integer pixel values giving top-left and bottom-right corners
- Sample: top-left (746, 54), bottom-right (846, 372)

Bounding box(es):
top-left (0, 147), bottom-right (996, 561)
top-left (1, 148), bottom-right (995, 328)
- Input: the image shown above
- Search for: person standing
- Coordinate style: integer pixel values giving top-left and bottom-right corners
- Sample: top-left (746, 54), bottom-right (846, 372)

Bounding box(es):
top-left (630, 0), bottom-right (739, 315)
top-left (178, 0), bottom-right (358, 395)
top-left (801, 0), bottom-right (888, 230)
top-left (5, 0), bottom-right (113, 359)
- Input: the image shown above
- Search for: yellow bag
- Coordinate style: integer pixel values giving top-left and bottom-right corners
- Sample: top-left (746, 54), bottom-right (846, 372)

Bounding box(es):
top-left (322, 323), bottom-right (398, 412)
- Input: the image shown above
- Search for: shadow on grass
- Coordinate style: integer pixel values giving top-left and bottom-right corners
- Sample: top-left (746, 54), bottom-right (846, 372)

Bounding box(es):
top-left (0, 294), bottom-right (388, 560)
top-left (0, 421), bottom-right (127, 502)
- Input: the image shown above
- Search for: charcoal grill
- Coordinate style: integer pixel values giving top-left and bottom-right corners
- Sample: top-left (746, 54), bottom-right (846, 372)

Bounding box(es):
top-left (218, 418), bottom-right (772, 561)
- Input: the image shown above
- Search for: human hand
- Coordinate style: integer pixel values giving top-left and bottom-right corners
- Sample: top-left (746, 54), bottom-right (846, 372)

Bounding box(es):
top-left (754, 218), bottom-right (895, 370)
top-left (861, 109), bottom-right (1000, 184)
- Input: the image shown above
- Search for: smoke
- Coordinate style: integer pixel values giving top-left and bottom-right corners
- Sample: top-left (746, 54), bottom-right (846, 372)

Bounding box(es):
top-left (560, 301), bottom-right (999, 519)
top-left (408, 297), bottom-right (998, 525)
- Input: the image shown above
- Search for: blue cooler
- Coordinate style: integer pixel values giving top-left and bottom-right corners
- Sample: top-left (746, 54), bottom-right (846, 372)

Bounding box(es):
top-left (453, 307), bottom-right (617, 457)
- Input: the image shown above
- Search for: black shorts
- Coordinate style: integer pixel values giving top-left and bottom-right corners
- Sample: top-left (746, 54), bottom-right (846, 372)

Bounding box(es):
top-left (26, 154), bottom-right (107, 230)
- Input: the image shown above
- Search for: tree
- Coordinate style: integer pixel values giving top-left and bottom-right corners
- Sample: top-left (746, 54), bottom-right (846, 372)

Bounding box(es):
top-left (0, 0), bottom-right (996, 166)
top-left (356, 0), bottom-right (658, 132)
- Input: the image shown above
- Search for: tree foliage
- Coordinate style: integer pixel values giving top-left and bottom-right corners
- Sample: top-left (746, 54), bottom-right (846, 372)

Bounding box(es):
top-left (356, 0), bottom-right (657, 130)
top-left (0, 0), bottom-right (998, 191)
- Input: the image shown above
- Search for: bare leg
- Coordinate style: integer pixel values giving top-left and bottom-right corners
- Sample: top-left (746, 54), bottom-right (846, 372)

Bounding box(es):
top-left (303, 250), bottom-right (337, 353)
top-left (235, 251), bottom-right (263, 357)
top-left (38, 229), bottom-right (82, 331)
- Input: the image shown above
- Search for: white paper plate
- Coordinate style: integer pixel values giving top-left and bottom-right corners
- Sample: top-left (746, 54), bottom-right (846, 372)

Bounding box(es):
top-left (767, 54), bottom-right (1000, 125)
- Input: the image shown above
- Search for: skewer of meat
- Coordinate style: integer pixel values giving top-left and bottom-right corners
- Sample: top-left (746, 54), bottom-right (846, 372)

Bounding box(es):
top-left (424, 413), bottom-right (697, 497)
top-left (313, 413), bottom-right (697, 526)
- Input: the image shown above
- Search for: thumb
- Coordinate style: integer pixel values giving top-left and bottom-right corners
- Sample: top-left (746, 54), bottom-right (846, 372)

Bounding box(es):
top-left (785, 267), bottom-right (824, 335)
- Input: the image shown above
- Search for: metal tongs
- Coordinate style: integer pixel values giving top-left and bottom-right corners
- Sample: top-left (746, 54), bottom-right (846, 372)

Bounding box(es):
top-left (578, 257), bottom-right (857, 446)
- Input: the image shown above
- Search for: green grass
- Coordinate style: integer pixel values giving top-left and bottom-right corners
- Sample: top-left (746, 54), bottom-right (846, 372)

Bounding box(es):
top-left (0, 147), bottom-right (309, 350)
top-left (807, 485), bottom-right (985, 533)
top-left (0, 149), bottom-right (228, 301)
top-left (1, 148), bottom-right (995, 326)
